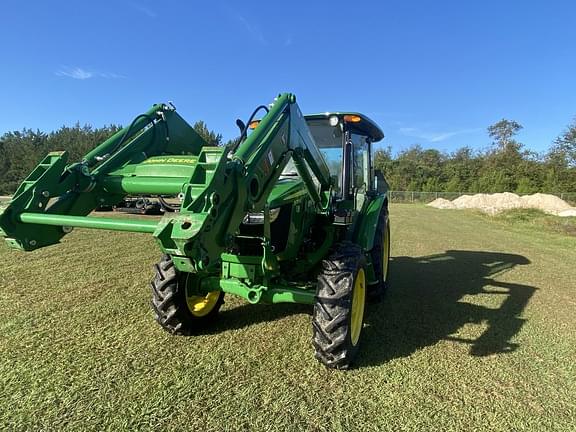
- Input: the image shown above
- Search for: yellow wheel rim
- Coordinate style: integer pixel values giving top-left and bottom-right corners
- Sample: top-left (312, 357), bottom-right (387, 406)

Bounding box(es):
top-left (186, 291), bottom-right (221, 318)
top-left (350, 268), bottom-right (366, 346)
top-left (382, 223), bottom-right (390, 282)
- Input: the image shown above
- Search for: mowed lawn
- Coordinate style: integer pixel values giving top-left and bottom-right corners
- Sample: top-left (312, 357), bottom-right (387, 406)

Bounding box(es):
top-left (0, 204), bottom-right (575, 431)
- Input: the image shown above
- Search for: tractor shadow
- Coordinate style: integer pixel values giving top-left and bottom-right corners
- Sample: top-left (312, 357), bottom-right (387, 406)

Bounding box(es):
top-left (357, 250), bottom-right (537, 368)
top-left (196, 250), bottom-right (537, 369)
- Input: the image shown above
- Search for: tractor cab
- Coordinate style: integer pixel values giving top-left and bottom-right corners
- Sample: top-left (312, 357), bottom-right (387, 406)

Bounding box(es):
top-left (281, 112), bottom-right (384, 199)
top-left (303, 113), bottom-right (385, 215)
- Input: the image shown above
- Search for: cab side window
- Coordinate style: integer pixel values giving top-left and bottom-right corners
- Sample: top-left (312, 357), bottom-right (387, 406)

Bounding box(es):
top-left (351, 133), bottom-right (370, 192)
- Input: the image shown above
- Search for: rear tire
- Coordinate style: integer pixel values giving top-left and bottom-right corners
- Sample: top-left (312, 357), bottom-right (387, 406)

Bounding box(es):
top-left (150, 255), bottom-right (224, 335)
top-left (368, 206), bottom-right (391, 303)
top-left (312, 242), bottom-right (367, 369)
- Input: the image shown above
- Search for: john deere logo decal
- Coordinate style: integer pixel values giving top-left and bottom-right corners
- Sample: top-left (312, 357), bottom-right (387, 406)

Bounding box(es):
top-left (143, 158), bottom-right (196, 165)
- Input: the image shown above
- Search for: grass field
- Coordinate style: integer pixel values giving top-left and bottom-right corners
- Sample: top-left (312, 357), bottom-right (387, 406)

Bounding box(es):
top-left (486, 208), bottom-right (576, 237)
top-left (1, 204), bottom-right (575, 431)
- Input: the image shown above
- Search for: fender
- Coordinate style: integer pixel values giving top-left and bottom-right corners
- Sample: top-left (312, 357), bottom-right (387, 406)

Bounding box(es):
top-left (353, 194), bottom-right (387, 251)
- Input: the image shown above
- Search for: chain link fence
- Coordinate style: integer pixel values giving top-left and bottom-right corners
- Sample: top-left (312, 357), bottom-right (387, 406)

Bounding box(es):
top-left (389, 191), bottom-right (576, 206)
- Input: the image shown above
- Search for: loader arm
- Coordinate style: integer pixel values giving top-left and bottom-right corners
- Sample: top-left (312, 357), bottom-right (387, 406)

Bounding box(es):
top-left (153, 93), bottom-right (333, 273)
top-left (0, 93), bottom-right (333, 275)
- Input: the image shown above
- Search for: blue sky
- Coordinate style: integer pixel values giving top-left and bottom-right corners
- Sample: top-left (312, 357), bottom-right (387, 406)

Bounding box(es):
top-left (1, 1), bottom-right (575, 155)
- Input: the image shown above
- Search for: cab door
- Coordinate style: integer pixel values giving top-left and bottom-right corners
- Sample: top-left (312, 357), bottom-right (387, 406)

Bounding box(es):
top-left (348, 132), bottom-right (371, 211)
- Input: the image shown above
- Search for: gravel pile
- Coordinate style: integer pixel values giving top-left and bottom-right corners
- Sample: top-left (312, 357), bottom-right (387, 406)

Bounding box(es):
top-left (428, 198), bottom-right (456, 209)
top-left (452, 192), bottom-right (524, 215)
top-left (519, 193), bottom-right (573, 215)
top-left (427, 192), bottom-right (576, 217)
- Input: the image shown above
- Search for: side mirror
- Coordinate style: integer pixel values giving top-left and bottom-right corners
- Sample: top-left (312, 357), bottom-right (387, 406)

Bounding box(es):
top-left (235, 118), bottom-right (246, 134)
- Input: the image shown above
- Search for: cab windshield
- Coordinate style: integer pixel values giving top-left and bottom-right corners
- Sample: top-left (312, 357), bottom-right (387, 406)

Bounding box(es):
top-left (281, 118), bottom-right (343, 192)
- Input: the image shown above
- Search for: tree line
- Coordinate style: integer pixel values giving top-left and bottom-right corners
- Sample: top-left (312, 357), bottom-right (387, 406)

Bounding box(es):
top-left (373, 118), bottom-right (576, 193)
top-left (0, 117), bottom-right (574, 195)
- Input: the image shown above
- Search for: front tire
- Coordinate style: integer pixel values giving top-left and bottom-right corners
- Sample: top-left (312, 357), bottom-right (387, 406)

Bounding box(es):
top-left (150, 255), bottom-right (224, 335)
top-left (312, 242), bottom-right (367, 369)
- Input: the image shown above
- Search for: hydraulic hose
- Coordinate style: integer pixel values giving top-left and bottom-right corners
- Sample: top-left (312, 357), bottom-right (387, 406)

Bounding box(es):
top-left (87, 113), bottom-right (159, 168)
top-left (158, 196), bottom-right (178, 212)
top-left (106, 113), bottom-right (158, 157)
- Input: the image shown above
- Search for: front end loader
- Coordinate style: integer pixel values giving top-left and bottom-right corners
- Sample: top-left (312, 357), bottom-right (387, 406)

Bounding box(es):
top-left (0, 93), bottom-right (390, 369)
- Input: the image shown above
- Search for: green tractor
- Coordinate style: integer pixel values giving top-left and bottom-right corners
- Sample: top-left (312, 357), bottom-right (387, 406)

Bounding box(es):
top-left (0, 93), bottom-right (390, 369)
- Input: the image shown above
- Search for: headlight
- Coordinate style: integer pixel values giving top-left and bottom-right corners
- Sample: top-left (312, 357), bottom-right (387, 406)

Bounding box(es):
top-left (242, 207), bottom-right (281, 225)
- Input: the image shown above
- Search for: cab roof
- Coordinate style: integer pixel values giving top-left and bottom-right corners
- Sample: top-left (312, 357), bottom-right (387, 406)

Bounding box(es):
top-left (304, 112), bottom-right (385, 142)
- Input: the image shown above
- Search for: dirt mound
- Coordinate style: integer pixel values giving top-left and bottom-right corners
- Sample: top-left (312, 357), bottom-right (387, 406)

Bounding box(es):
top-left (520, 193), bottom-right (573, 215)
top-left (428, 198), bottom-right (456, 209)
top-left (451, 192), bottom-right (524, 215)
top-left (428, 192), bottom-right (576, 216)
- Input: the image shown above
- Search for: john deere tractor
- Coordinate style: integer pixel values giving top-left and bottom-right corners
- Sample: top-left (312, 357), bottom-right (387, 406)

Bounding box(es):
top-left (0, 93), bottom-right (390, 369)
